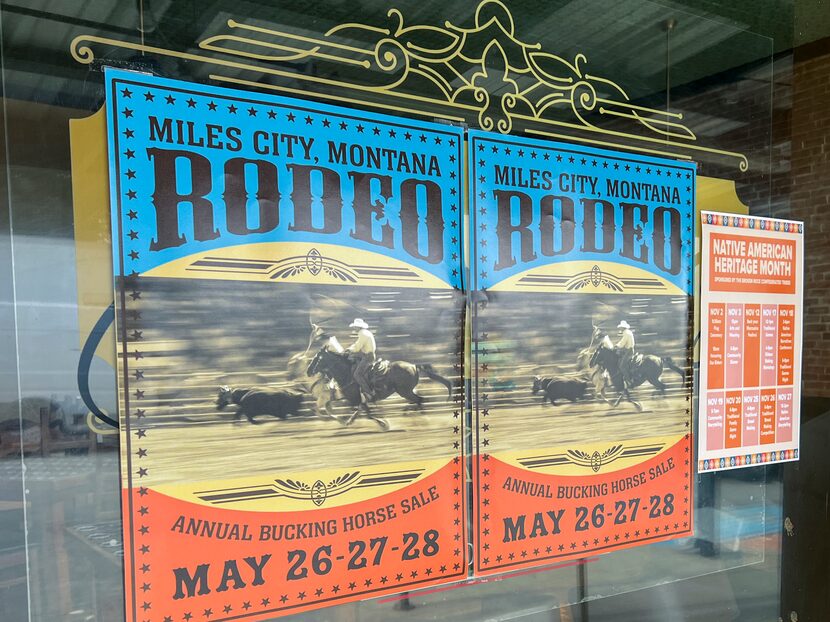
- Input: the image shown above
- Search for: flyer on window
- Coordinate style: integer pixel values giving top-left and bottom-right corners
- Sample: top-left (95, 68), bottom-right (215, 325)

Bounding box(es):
top-left (468, 130), bottom-right (695, 576)
top-left (104, 68), bottom-right (466, 621)
top-left (698, 212), bottom-right (803, 472)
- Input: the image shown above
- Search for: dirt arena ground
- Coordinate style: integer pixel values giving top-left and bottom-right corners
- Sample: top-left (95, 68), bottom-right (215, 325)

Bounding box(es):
top-left (470, 291), bottom-right (692, 454)
top-left (119, 280), bottom-right (691, 487)
top-left (118, 278), bottom-right (464, 487)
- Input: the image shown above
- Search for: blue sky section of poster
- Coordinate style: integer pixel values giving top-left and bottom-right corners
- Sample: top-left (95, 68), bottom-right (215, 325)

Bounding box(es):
top-left (104, 68), bottom-right (464, 289)
top-left (469, 129), bottom-right (695, 294)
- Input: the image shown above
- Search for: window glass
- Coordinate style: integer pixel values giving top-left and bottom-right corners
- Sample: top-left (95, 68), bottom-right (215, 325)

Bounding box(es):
top-left (0, 1), bottom-right (823, 621)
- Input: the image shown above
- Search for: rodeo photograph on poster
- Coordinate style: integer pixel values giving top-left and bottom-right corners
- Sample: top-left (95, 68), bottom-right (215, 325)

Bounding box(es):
top-left (468, 130), bottom-right (695, 576)
top-left (103, 68), bottom-right (467, 621)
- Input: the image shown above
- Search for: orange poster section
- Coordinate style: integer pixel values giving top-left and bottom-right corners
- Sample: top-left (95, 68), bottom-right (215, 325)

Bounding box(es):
top-left (706, 302), bottom-right (787, 446)
top-left (703, 302), bottom-right (798, 465)
top-left (474, 439), bottom-right (692, 576)
top-left (707, 304), bottom-right (725, 389)
top-left (121, 462), bottom-right (466, 622)
top-left (743, 304), bottom-right (760, 387)
top-left (708, 232), bottom-right (796, 294)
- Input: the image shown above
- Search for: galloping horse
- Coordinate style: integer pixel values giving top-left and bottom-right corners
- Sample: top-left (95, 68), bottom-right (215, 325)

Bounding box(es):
top-left (589, 341), bottom-right (686, 410)
top-left (307, 347), bottom-right (453, 429)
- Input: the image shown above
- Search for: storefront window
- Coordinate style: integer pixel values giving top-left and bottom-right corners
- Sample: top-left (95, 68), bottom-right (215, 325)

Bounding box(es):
top-left (0, 1), bottom-right (826, 621)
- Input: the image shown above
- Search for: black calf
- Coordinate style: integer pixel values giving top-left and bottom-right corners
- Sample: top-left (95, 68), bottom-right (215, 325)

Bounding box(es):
top-left (216, 386), bottom-right (304, 424)
top-left (532, 376), bottom-right (590, 406)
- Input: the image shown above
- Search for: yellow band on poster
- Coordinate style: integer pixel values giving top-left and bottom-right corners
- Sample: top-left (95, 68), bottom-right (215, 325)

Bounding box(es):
top-left (493, 433), bottom-right (685, 477)
top-left (147, 456), bottom-right (449, 512)
top-left (488, 260), bottom-right (686, 295)
top-left (144, 241), bottom-right (452, 289)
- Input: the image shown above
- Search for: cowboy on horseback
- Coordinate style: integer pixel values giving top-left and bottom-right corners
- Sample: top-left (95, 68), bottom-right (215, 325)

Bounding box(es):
top-left (615, 320), bottom-right (636, 388)
top-left (345, 318), bottom-right (376, 405)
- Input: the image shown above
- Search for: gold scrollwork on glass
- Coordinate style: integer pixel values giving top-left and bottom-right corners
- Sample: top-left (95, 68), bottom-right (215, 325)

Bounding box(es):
top-left (70, 0), bottom-right (748, 170)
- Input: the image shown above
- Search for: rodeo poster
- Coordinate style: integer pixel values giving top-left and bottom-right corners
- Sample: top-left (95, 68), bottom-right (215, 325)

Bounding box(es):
top-left (468, 130), bottom-right (695, 575)
top-left (104, 68), bottom-right (467, 621)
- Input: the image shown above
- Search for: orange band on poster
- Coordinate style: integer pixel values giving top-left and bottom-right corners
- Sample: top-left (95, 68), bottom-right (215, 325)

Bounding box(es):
top-left (121, 461), bottom-right (466, 622)
top-left (708, 232), bottom-right (796, 294)
top-left (474, 438), bottom-right (692, 576)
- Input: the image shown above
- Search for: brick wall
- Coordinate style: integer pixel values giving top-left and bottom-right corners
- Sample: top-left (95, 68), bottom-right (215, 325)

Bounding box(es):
top-left (790, 42), bottom-right (830, 398)
top-left (670, 41), bottom-right (830, 400)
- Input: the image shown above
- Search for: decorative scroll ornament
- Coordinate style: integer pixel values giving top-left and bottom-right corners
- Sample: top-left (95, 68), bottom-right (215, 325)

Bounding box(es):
top-left (194, 468), bottom-right (424, 506)
top-left (566, 445), bottom-right (625, 472)
top-left (518, 442), bottom-right (666, 472)
top-left (271, 249), bottom-right (359, 283)
top-left (274, 472), bottom-right (362, 506)
top-left (70, 0), bottom-right (748, 170)
top-left (565, 266), bottom-right (625, 292)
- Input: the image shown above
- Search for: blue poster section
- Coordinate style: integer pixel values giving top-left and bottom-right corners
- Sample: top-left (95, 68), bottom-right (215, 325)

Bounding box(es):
top-left (104, 68), bottom-right (464, 288)
top-left (468, 130), bottom-right (696, 293)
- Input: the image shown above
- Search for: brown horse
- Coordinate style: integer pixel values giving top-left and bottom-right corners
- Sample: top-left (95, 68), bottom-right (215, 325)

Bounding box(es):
top-left (589, 342), bottom-right (686, 410)
top-left (307, 347), bottom-right (453, 429)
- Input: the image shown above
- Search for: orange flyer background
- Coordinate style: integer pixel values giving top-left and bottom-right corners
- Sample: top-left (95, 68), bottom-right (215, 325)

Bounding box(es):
top-left (708, 231), bottom-right (797, 294)
top-left (121, 463), bottom-right (466, 621)
top-left (474, 439), bottom-right (692, 576)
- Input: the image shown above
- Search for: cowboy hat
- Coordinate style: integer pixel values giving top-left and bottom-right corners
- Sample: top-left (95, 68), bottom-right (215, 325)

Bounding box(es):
top-left (349, 318), bottom-right (369, 329)
top-left (617, 320), bottom-right (631, 330)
